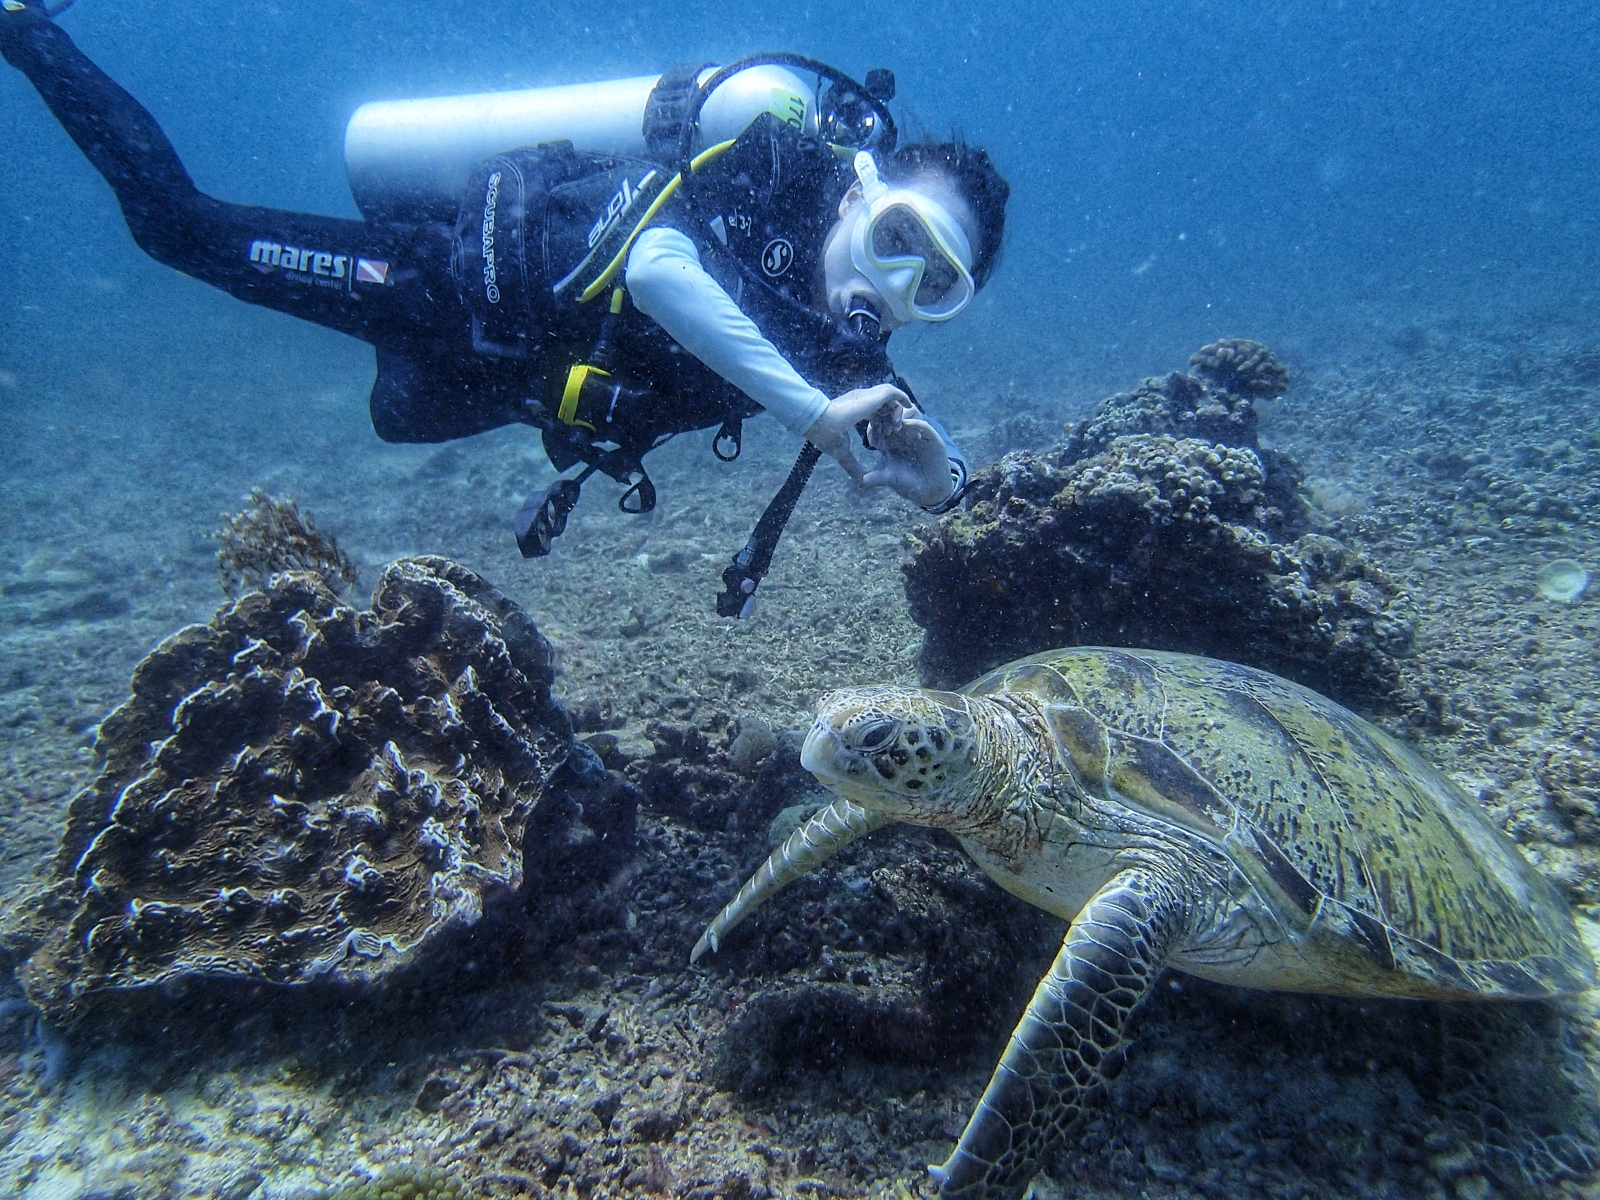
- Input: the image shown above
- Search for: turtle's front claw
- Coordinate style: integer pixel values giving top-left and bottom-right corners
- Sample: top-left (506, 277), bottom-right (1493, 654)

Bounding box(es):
top-left (689, 928), bottom-right (719, 964)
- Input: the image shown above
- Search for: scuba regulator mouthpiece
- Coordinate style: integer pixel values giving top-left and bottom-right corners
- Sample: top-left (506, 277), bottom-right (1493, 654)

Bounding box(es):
top-left (844, 302), bottom-right (882, 342)
top-left (829, 298), bottom-right (887, 374)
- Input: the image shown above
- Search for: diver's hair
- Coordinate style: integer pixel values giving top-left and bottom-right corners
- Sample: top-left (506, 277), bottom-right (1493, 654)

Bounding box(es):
top-left (882, 140), bottom-right (1009, 290)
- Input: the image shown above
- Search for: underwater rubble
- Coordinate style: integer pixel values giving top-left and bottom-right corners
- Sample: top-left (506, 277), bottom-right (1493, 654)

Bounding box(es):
top-left (1, 328), bottom-right (1598, 1198)
top-left (0, 557), bottom-right (606, 1023)
top-left (348, 704), bottom-right (1599, 1200)
top-left (584, 711), bottom-right (1066, 1095)
top-left (905, 340), bottom-right (1419, 704)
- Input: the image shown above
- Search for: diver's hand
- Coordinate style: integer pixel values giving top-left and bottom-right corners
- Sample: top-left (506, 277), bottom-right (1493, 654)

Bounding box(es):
top-left (803, 383), bottom-right (911, 485)
top-left (863, 417), bottom-right (957, 507)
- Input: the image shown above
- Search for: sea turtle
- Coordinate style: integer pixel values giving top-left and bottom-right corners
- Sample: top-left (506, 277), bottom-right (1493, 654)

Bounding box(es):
top-left (691, 647), bottom-right (1596, 1200)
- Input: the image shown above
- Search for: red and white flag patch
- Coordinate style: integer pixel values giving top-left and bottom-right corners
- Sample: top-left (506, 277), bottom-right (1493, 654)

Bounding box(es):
top-left (355, 258), bottom-right (389, 285)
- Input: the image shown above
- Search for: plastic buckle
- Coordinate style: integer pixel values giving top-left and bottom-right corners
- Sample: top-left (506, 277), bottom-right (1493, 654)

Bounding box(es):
top-left (618, 472), bottom-right (657, 514)
top-left (513, 477), bottom-right (583, 558)
top-left (716, 561), bottom-right (760, 619)
top-left (713, 419), bottom-right (743, 462)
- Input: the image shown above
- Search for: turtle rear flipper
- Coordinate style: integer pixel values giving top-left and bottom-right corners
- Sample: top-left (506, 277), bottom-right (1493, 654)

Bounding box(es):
top-left (932, 867), bottom-right (1190, 1200)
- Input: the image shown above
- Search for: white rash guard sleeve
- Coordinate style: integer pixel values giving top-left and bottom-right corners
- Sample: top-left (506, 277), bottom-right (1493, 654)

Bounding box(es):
top-left (625, 226), bottom-right (831, 436)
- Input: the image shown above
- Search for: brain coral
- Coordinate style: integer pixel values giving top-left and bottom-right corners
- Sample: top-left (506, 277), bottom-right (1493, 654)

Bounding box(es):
top-left (1189, 337), bottom-right (1291, 397)
top-left (5, 557), bottom-right (578, 1022)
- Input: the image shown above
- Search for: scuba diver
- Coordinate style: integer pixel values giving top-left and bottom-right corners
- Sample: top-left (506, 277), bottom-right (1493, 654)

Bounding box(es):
top-left (1, 1), bottom-right (1009, 616)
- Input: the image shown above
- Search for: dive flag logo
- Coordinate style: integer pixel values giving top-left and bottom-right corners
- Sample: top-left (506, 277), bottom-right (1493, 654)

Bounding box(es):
top-left (355, 258), bottom-right (389, 285)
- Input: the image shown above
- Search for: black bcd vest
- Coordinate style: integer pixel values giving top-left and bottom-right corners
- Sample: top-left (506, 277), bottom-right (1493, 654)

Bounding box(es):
top-left (449, 116), bottom-right (895, 457)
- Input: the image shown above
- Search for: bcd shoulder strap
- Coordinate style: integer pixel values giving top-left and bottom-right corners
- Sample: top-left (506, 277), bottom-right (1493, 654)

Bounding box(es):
top-left (546, 161), bottom-right (675, 303)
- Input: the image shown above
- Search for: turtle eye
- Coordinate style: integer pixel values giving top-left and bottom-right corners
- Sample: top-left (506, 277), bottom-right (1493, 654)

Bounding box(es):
top-left (856, 720), bottom-right (897, 751)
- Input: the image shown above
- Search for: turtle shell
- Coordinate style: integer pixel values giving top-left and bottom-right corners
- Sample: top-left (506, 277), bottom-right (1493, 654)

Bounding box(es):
top-left (962, 647), bottom-right (1596, 1000)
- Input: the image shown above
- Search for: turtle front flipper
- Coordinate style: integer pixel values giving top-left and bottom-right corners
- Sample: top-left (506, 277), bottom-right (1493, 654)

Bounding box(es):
top-left (932, 867), bottom-right (1190, 1200)
top-left (690, 798), bottom-right (893, 963)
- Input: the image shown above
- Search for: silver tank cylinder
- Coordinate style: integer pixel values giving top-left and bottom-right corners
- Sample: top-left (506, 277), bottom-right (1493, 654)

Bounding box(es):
top-left (345, 64), bottom-right (816, 221)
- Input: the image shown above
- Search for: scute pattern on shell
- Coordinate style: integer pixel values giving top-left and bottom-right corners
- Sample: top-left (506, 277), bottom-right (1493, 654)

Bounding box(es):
top-left (309, 1166), bottom-right (464, 1200)
top-left (965, 647), bottom-right (1595, 999)
top-left (4, 557), bottom-right (574, 1021)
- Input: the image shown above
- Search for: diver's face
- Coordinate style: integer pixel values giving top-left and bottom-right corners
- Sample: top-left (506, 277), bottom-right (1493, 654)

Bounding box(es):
top-left (821, 171), bottom-right (977, 330)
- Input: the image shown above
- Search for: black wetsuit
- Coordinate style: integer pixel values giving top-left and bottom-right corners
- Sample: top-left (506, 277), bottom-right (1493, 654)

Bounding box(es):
top-left (2, 13), bottom-right (897, 450)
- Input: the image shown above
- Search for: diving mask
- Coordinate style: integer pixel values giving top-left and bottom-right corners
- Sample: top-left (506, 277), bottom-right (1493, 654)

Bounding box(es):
top-left (848, 150), bottom-right (975, 324)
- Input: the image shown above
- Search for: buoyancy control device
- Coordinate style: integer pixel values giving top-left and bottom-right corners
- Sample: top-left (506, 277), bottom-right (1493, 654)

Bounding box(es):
top-left (347, 56), bottom-right (898, 616)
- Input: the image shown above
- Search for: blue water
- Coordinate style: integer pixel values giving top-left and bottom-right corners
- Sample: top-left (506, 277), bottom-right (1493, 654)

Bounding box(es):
top-left (4, 0), bottom-right (1598, 408)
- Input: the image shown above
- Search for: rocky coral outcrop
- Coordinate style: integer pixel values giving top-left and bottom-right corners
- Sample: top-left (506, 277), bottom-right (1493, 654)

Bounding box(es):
top-left (1539, 739), bottom-right (1600, 845)
top-left (905, 347), bottom-right (1417, 702)
top-left (2, 557), bottom-right (588, 1022)
top-left (1527, 737), bottom-right (1600, 902)
top-left (552, 709), bottom-right (1064, 1095)
top-left (1061, 369), bottom-right (1271, 465)
top-left (309, 1168), bottom-right (464, 1200)
top-left (702, 832), bottom-right (1062, 1096)
top-left (1189, 336), bottom-right (1291, 397)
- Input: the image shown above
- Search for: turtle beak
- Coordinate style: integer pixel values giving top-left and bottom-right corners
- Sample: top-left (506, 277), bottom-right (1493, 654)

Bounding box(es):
top-left (801, 722), bottom-right (866, 784)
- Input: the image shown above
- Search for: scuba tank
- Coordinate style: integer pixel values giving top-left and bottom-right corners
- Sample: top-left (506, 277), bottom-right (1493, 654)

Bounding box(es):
top-left (345, 63), bottom-right (819, 222)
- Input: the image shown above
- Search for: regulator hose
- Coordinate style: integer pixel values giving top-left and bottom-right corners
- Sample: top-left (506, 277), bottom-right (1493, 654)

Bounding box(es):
top-left (674, 52), bottom-right (896, 187)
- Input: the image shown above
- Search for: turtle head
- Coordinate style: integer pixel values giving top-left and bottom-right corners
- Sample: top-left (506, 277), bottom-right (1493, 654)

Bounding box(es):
top-left (801, 685), bottom-right (986, 823)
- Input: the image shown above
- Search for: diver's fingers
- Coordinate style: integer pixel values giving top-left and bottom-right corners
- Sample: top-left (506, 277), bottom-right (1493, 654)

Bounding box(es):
top-left (861, 382), bottom-right (910, 411)
top-left (873, 420), bottom-right (937, 458)
top-left (811, 426), bottom-right (865, 485)
top-left (834, 383), bottom-right (909, 426)
top-left (867, 405), bottom-right (906, 447)
top-left (833, 452), bottom-right (866, 486)
top-left (864, 422), bottom-right (951, 506)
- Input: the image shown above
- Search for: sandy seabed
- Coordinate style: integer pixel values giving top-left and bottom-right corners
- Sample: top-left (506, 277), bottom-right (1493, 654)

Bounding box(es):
top-left (1, 317), bottom-right (1599, 1200)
